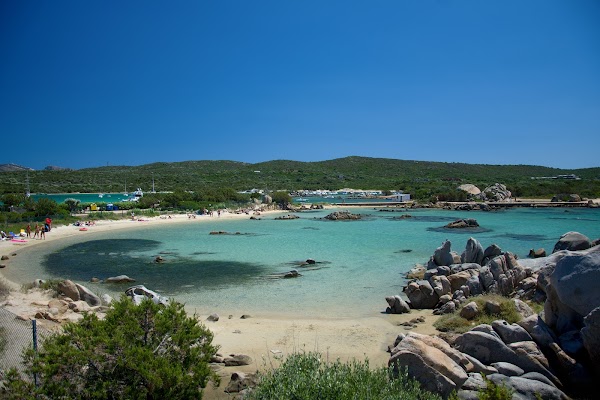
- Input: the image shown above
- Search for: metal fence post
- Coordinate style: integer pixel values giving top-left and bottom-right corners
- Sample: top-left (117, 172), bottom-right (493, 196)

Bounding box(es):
top-left (32, 319), bottom-right (38, 387)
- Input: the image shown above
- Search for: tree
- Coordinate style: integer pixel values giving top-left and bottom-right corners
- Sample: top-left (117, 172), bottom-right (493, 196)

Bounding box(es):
top-left (1, 297), bottom-right (219, 399)
top-left (0, 193), bottom-right (25, 209)
top-left (63, 198), bottom-right (80, 214)
top-left (33, 198), bottom-right (59, 216)
top-left (271, 191), bottom-right (292, 207)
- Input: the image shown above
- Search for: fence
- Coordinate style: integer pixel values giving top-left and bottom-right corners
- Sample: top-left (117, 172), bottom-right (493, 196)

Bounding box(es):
top-left (0, 307), bottom-right (51, 382)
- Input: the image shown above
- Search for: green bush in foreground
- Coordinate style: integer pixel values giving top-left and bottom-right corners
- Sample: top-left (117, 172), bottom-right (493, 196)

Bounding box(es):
top-left (244, 352), bottom-right (441, 400)
top-left (1, 297), bottom-right (219, 400)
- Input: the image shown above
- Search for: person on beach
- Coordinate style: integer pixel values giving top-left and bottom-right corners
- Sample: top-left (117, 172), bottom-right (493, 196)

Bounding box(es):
top-left (45, 217), bottom-right (52, 231)
top-left (33, 224), bottom-right (40, 239)
top-left (26, 223), bottom-right (31, 238)
top-left (40, 227), bottom-right (46, 240)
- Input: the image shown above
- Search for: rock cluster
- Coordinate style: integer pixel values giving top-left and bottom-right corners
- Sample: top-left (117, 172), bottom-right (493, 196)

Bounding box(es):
top-left (388, 232), bottom-right (600, 399)
top-left (323, 211), bottom-right (362, 220)
top-left (445, 219), bottom-right (479, 229)
top-left (474, 183), bottom-right (512, 202)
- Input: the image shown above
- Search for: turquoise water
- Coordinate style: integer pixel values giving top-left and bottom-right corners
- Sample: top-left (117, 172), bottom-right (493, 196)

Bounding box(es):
top-left (31, 193), bottom-right (133, 204)
top-left (9, 207), bottom-right (600, 318)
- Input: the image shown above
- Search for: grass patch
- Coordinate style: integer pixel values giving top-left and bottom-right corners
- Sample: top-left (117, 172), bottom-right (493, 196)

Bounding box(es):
top-left (21, 279), bottom-right (62, 297)
top-left (434, 294), bottom-right (522, 334)
top-left (245, 351), bottom-right (441, 400)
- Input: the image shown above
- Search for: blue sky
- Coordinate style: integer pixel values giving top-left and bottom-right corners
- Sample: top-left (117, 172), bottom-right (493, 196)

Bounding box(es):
top-left (1, 1), bottom-right (599, 170)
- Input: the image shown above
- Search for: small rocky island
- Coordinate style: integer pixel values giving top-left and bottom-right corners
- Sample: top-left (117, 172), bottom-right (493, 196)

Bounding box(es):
top-left (445, 218), bottom-right (479, 229)
top-left (323, 211), bottom-right (362, 220)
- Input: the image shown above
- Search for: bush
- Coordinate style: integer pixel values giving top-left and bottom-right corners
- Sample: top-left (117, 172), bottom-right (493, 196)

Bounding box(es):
top-left (245, 352), bottom-right (441, 400)
top-left (478, 374), bottom-right (513, 400)
top-left (1, 297), bottom-right (219, 399)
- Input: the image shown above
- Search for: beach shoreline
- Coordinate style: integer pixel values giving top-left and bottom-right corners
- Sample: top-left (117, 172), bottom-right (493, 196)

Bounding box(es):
top-left (1, 206), bottom-right (433, 397)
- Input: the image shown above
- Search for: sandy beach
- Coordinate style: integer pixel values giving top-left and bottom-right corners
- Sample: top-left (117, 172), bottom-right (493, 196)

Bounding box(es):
top-left (0, 208), bottom-right (437, 397)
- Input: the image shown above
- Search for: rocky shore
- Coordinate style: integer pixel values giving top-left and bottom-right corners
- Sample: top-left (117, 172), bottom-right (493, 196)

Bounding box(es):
top-left (386, 231), bottom-right (600, 399)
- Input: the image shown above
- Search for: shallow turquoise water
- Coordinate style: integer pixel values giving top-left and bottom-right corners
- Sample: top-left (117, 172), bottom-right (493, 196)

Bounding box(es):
top-left (11, 207), bottom-right (600, 318)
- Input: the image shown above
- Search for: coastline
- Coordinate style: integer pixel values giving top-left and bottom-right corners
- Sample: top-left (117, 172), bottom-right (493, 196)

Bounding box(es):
top-left (1, 207), bottom-right (434, 394)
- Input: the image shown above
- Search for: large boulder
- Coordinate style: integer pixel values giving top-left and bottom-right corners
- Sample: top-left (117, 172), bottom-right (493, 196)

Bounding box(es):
top-left (483, 244), bottom-right (502, 263)
top-left (404, 280), bottom-right (439, 309)
top-left (552, 231), bottom-right (592, 253)
top-left (461, 237), bottom-right (484, 265)
top-left (224, 372), bottom-right (258, 394)
top-left (434, 240), bottom-right (455, 267)
top-left (457, 184), bottom-right (481, 196)
top-left (492, 320), bottom-right (533, 344)
top-left (447, 271), bottom-right (474, 292)
top-left (390, 351), bottom-right (457, 398)
top-left (430, 275), bottom-right (452, 297)
top-left (581, 306), bottom-right (600, 377)
top-left (460, 302), bottom-right (479, 320)
top-left (545, 246), bottom-right (600, 334)
top-left (58, 280), bottom-right (80, 301)
top-left (75, 283), bottom-right (102, 307)
top-left (389, 334), bottom-right (468, 397)
top-left (385, 295), bottom-right (410, 314)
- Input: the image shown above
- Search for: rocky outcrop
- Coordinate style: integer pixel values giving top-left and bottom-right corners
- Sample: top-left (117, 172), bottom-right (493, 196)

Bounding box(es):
top-left (105, 275), bottom-right (135, 283)
top-left (445, 219), bottom-right (479, 229)
top-left (323, 211), bottom-right (362, 220)
top-left (457, 184), bottom-right (481, 196)
top-left (552, 232), bottom-right (592, 253)
top-left (581, 306), bottom-right (600, 377)
top-left (58, 280), bottom-right (80, 301)
top-left (274, 214), bottom-right (300, 220)
top-left (545, 246), bottom-right (600, 334)
top-left (461, 237), bottom-right (484, 265)
top-left (476, 183), bottom-right (512, 202)
top-left (75, 284), bottom-right (102, 307)
top-left (224, 372), bottom-right (258, 394)
top-left (389, 333), bottom-right (468, 397)
top-left (385, 295), bottom-right (410, 314)
top-left (393, 232), bottom-right (599, 398)
top-left (404, 280), bottom-right (439, 309)
top-left (388, 323), bottom-right (570, 399)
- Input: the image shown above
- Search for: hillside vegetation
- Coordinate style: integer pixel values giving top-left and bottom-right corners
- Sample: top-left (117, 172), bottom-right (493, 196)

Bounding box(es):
top-left (1, 156), bottom-right (599, 199)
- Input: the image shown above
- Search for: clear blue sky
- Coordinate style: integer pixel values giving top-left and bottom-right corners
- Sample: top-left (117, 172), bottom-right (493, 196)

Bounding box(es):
top-left (1, 1), bottom-right (599, 170)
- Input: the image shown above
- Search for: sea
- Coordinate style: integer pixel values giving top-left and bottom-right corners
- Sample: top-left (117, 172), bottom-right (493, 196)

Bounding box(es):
top-left (4, 206), bottom-right (600, 318)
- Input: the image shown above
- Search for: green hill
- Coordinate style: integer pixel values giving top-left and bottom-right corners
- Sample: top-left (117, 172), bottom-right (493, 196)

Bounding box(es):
top-left (1, 156), bottom-right (599, 199)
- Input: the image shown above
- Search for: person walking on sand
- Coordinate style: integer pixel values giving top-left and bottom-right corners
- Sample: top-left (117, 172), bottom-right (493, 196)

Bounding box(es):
top-left (40, 226), bottom-right (46, 240)
top-left (34, 224), bottom-right (40, 239)
top-left (26, 223), bottom-right (31, 238)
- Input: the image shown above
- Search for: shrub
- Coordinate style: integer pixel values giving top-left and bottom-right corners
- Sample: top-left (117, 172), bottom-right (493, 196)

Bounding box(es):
top-left (245, 351), bottom-right (441, 400)
top-left (0, 297), bottom-right (219, 399)
top-left (478, 374), bottom-right (513, 400)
